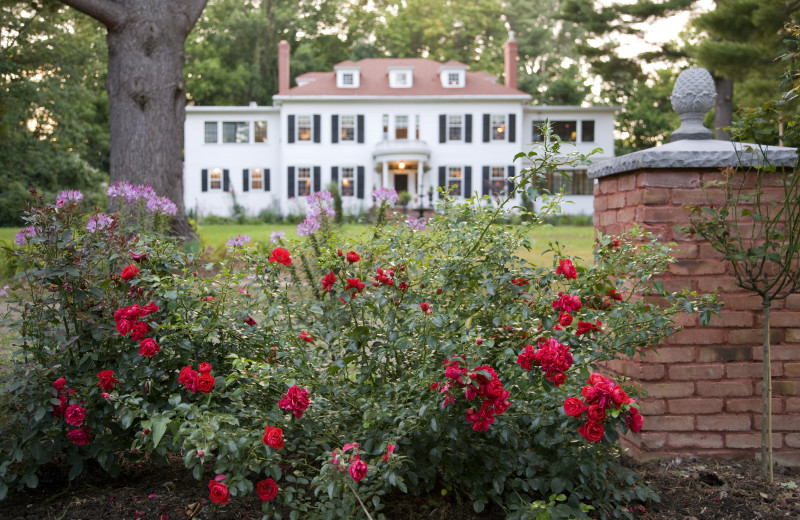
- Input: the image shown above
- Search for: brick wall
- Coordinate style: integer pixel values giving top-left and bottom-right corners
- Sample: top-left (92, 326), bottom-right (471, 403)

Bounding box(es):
top-left (594, 168), bottom-right (800, 466)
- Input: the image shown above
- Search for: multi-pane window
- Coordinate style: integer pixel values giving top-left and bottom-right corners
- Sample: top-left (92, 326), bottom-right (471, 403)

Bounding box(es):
top-left (297, 116), bottom-right (312, 142)
top-left (204, 122), bottom-right (218, 143)
top-left (297, 167), bottom-right (312, 196)
top-left (395, 115), bottom-right (408, 140)
top-left (447, 166), bottom-right (463, 197)
top-left (491, 114), bottom-right (506, 141)
top-left (448, 72), bottom-right (460, 86)
top-left (547, 170), bottom-right (592, 195)
top-left (342, 73), bottom-right (354, 86)
top-left (341, 115), bottom-right (355, 141)
top-left (254, 121), bottom-right (267, 143)
top-left (551, 121), bottom-right (577, 142)
top-left (382, 114), bottom-right (389, 139)
top-left (490, 166), bottom-right (506, 196)
top-left (251, 168), bottom-right (264, 190)
top-left (341, 167), bottom-right (355, 197)
top-left (209, 168), bottom-right (222, 190)
top-left (447, 115), bottom-right (463, 141)
top-left (415, 115), bottom-right (420, 139)
top-left (532, 120), bottom-right (546, 142)
top-left (396, 72), bottom-right (408, 86)
top-left (223, 122), bottom-right (249, 143)
top-left (581, 120), bottom-right (595, 142)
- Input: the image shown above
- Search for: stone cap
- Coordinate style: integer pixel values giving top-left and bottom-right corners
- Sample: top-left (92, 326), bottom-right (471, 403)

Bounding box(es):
top-left (588, 139), bottom-right (798, 179)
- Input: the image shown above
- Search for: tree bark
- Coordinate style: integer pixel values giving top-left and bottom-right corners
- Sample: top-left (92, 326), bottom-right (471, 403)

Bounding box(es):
top-left (714, 77), bottom-right (733, 141)
top-left (61, 0), bottom-right (208, 239)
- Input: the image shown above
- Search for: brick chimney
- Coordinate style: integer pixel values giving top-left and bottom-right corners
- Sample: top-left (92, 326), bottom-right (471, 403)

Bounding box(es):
top-left (278, 40), bottom-right (290, 94)
top-left (503, 32), bottom-right (518, 90)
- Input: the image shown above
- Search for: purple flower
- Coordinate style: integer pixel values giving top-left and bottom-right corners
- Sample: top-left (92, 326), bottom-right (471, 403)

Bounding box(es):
top-left (14, 226), bottom-right (38, 246)
top-left (225, 234), bottom-right (251, 249)
top-left (373, 187), bottom-right (398, 206)
top-left (307, 190), bottom-right (333, 206)
top-left (270, 231), bottom-right (285, 244)
top-left (0, 285), bottom-right (8, 297)
top-left (297, 218), bottom-right (320, 236)
top-left (406, 217), bottom-right (427, 231)
top-left (107, 182), bottom-right (177, 216)
top-left (56, 190), bottom-right (83, 206)
top-left (86, 213), bottom-right (113, 233)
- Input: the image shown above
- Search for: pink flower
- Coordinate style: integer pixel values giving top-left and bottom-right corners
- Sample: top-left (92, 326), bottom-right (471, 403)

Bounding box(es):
top-left (349, 458), bottom-right (368, 482)
top-left (382, 443), bottom-right (396, 462)
top-left (279, 385), bottom-right (310, 419)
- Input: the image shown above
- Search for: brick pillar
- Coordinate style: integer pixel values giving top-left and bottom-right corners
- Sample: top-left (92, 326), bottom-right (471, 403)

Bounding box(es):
top-left (592, 166), bottom-right (800, 465)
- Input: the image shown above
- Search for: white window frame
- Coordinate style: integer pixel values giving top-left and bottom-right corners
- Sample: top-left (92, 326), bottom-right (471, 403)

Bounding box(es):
top-left (222, 121), bottom-right (249, 143)
top-left (204, 122), bottom-right (218, 144)
top-left (296, 166), bottom-right (312, 197)
top-left (491, 114), bottom-right (507, 141)
top-left (389, 68), bottom-right (413, 88)
top-left (440, 69), bottom-right (465, 88)
top-left (336, 69), bottom-right (360, 88)
top-left (489, 166), bottom-right (506, 196)
top-left (254, 121), bottom-right (267, 143)
top-left (447, 166), bottom-right (463, 197)
top-left (250, 168), bottom-right (264, 190)
top-left (297, 115), bottom-right (312, 142)
top-left (447, 115), bottom-right (463, 142)
top-left (209, 168), bottom-right (223, 191)
top-left (340, 115), bottom-right (356, 142)
top-left (382, 114), bottom-right (389, 140)
top-left (395, 115), bottom-right (409, 140)
top-left (340, 166), bottom-right (356, 197)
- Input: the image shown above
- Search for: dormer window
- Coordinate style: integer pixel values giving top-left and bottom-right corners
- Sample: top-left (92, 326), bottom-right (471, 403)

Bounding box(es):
top-left (389, 67), bottom-right (414, 88)
top-left (335, 66), bottom-right (361, 88)
top-left (439, 67), bottom-right (466, 88)
top-left (448, 73), bottom-right (459, 86)
top-left (342, 73), bottom-right (354, 86)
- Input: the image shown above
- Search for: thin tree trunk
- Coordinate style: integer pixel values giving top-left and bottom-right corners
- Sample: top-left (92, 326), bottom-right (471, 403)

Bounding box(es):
top-left (761, 299), bottom-right (773, 483)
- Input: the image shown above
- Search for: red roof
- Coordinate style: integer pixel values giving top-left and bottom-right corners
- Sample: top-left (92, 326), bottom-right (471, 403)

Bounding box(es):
top-left (279, 58), bottom-right (529, 98)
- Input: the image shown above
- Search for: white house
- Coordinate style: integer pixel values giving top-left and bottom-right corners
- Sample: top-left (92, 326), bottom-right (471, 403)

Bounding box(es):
top-left (184, 39), bottom-right (617, 218)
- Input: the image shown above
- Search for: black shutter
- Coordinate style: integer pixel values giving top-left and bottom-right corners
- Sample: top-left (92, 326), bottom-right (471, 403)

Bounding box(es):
top-left (331, 115), bottom-right (339, 144)
top-left (331, 166), bottom-right (339, 184)
top-left (288, 115), bottom-right (295, 144)
top-left (482, 166), bottom-right (490, 196)
top-left (313, 114), bottom-right (321, 143)
top-left (439, 114), bottom-right (446, 143)
top-left (465, 114), bottom-right (472, 143)
top-left (464, 166), bottom-right (472, 198)
top-left (242, 169), bottom-right (249, 192)
top-left (438, 166), bottom-right (446, 189)
top-left (357, 115), bottom-right (364, 143)
top-left (483, 114), bottom-right (490, 142)
top-left (264, 169), bottom-right (270, 191)
top-left (201, 169), bottom-right (208, 192)
top-left (313, 166), bottom-right (321, 192)
top-left (507, 165), bottom-right (516, 193)
top-left (508, 114), bottom-right (516, 143)
top-left (223, 169), bottom-right (230, 192)
top-left (356, 166), bottom-right (365, 199)
top-left (288, 167), bottom-right (295, 197)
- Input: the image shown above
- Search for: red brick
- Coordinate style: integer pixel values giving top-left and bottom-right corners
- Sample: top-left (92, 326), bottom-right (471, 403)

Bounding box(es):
top-left (697, 346), bottom-right (752, 362)
top-left (768, 311), bottom-right (800, 328)
top-left (754, 414), bottom-right (800, 431)
top-left (594, 195), bottom-right (608, 212)
top-left (598, 177), bottom-right (618, 194)
top-left (618, 174), bottom-right (636, 191)
top-left (638, 364), bottom-right (666, 380)
top-left (640, 171), bottom-right (700, 188)
top-left (667, 432), bottom-right (724, 449)
top-left (617, 206), bottom-right (637, 225)
top-left (672, 312), bottom-right (698, 328)
top-left (696, 381), bottom-right (753, 397)
top-left (787, 294), bottom-right (800, 310)
top-left (668, 398), bottom-right (724, 415)
top-left (598, 211), bottom-right (617, 227)
top-left (697, 277), bottom-right (749, 293)
top-left (774, 451), bottom-right (800, 466)
top-left (671, 188), bottom-right (726, 205)
top-left (697, 414), bottom-right (751, 431)
top-left (644, 382), bottom-right (696, 398)
top-left (697, 243), bottom-right (726, 259)
top-left (726, 397), bottom-right (783, 414)
top-left (668, 260), bottom-right (727, 276)
top-left (786, 397), bottom-right (800, 413)
top-left (645, 415), bottom-right (694, 431)
top-left (785, 363), bottom-right (800, 377)
top-left (641, 189), bottom-right (670, 205)
top-left (706, 311), bottom-right (755, 328)
top-left (593, 214), bottom-right (601, 228)
top-left (640, 432), bottom-right (666, 450)
top-left (640, 224), bottom-right (671, 242)
top-left (728, 328), bottom-right (783, 345)
top-left (666, 328), bottom-right (726, 345)
top-left (637, 347), bottom-right (696, 364)
top-left (787, 328), bottom-right (800, 343)
top-left (722, 294), bottom-right (764, 311)
top-left (671, 244), bottom-right (699, 260)
top-left (772, 381), bottom-right (799, 396)
top-left (593, 182), bottom-right (601, 196)
top-left (753, 345), bottom-right (800, 361)
top-left (607, 191), bottom-right (626, 209)
top-left (625, 190), bottom-right (642, 205)
top-left (785, 433), bottom-right (800, 448)
top-left (726, 432), bottom-right (782, 449)
top-left (669, 364), bottom-right (725, 380)
top-left (640, 206), bottom-right (687, 223)
top-left (727, 362), bottom-right (783, 379)
top-left (639, 398), bottom-right (666, 415)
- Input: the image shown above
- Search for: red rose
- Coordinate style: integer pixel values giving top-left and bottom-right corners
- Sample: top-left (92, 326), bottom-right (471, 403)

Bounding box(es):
top-left (208, 480), bottom-right (230, 505)
top-left (587, 404), bottom-right (606, 422)
top-left (197, 373), bottom-right (215, 394)
top-left (346, 251), bottom-right (360, 263)
top-left (555, 258), bottom-right (577, 279)
top-left (279, 385), bottom-right (310, 419)
top-left (198, 362), bottom-right (212, 374)
top-left (382, 443), bottom-right (396, 462)
top-left (130, 251), bottom-right (148, 262)
top-left (67, 426), bottom-right (92, 446)
top-left (611, 385), bottom-right (629, 407)
top-left (552, 372), bottom-right (566, 386)
top-left (256, 478), bottom-right (279, 501)
top-left (129, 321), bottom-right (151, 341)
top-left (53, 377), bottom-right (67, 391)
top-left (244, 315), bottom-right (257, 326)
top-left (563, 397), bottom-right (585, 418)
top-left (346, 278), bottom-right (366, 294)
top-left (420, 302), bottom-right (432, 314)
top-left (115, 318), bottom-right (133, 336)
top-left (141, 302), bottom-right (159, 315)
top-left (299, 331), bottom-right (313, 343)
top-left (322, 271), bottom-right (336, 292)
top-left (558, 312), bottom-right (573, 327)
top-left (349, 458), bottom-right (368, 482)
top-left (578, 420), bottom-right (605, 442)
top-left (97, 370), bottom-right (119, 391)
top-left (52, 394), bottom-right (68, 417)
top-left (627, 412), bottom-right (644, 433)
top-left (268, 247), bottom-right (291, 266)
top-left (588, 373), bottom-right (605, 386)
top-left (120, 263), bottom-right (139, 281)
top-left (138, 337), bottom-right (160, 357)
top-left (65, 404), bottom-right (86, 426)
top-left (262, 426), bottom-right (284, 449)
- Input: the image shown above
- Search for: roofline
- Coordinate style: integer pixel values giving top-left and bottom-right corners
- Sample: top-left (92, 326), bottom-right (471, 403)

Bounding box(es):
top-left (186, 106), bottom-right (280, 113)
top-left (273, 94), bottom-right (533, 102)
top-left (525, 105), bottom-right (621, 113)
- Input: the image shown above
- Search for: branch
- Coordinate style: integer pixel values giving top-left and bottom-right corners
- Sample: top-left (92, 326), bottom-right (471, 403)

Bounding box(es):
top-left (60, 0), bottom-right (126, 30)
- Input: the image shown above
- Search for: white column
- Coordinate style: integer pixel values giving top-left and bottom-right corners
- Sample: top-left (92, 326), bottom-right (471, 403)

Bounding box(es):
top-left (382, 161), bottom-right (389, 188)
top-left (417, 161), bottom-right (424, 206)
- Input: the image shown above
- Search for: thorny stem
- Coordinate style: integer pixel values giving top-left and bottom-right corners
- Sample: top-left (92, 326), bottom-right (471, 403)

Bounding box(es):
top-left (345, 480), bottom-right (375, 520)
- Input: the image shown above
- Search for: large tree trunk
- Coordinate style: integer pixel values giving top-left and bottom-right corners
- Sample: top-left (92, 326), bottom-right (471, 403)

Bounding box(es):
top-left (714, 77), bottom-right (734, 141)
top-left (62, 0), bottom-right (207, 238)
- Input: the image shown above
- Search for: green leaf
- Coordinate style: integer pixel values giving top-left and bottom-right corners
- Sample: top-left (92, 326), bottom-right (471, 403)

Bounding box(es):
top-left (151, 416), bottom-right (170, 448)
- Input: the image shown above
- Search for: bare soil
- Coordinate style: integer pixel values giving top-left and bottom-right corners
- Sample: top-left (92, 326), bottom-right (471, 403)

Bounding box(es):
top-left (2, 455), bottom-right (798, 519)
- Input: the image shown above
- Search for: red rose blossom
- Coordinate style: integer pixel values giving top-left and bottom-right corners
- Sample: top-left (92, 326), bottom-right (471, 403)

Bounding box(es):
top-left (67, 426), bottom-right (92, 446)
top-left (268, 247), bottom-right (291, 266)
top-left (578, 420), bottom-right (605, 442)
top-left (116, 319), bottom-right (133, 336)
top-left (138, 337), bottom-right (160, 357)
top-left (262, 426), bottom-right (284, 449)
top-left (198, 362), bottom-right (212, 374)
top-left (244, 315), bottom-right (257, 326)
top-left (53, 377), bottom-right (67, 391)
top-left (208, 480), bottom-right (230, 505)
top-left (322, 271), bottom-right (336, 292)
top-left (198, 373), bottom-right (215, 394)
top-left (97, 370), bottom-right (119, 391)
top-left (346, 278), bottom-right (366, 294)
top-left (382, 443), bottom-right (396, 462)
top-left (299, 331), bottom-right (313, 343)
top-left (559, 312), bottom-right (573, 327)
top-left (420, 302), bottom-right (432, 314)
top-left (627, 408), bottom-right (644, 433)
top-left (279, 385), bottom-right (310, 419)
top-left (65, 404), bottom-right (86, 426)
top-left (256, 478), bottom-right (279, 501)
top-left (52, 394), bottom-right (68, 417)
top-left (563, 397), bottom-right (585, 417)
top-left (346, 251), bottom-right (360, 263)
top-left (130, 251), bottom-right (148, 262)
top-left (120, 263), bottom-right (139, 281)
top-left (555, 258), bottom-right (577, 279)
top-left (349, 458), bottom-right (368, 482)
top-left (129, 321), bottom-right (151, 341)
top-left (587, 404), bottom-right (606, 422)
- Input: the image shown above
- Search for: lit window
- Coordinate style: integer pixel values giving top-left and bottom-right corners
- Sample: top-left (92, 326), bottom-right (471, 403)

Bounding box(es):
top-left (297, 116), bottom-right (312, 142)
top-left (491, 114), bottom-right (506, 141)
top-left (342, 73), bottom-right (354, 85)
top-left (254, 121), bottom-right (267, 143)
top-left (251, 168), bottom-right (263, 190)
top-left (223, 122), bottom-right (249, 143)
top-left (581, 120), bottom-right (595, 142)
top-left (341, 167), bottom-right (355, 197)
top-left (447, 115), bottom-right (462, 141)
top-left (490, 166), bottom-right (506, 196)
top-left (382, 114), bottom-right (388, 139)
top-left (447, 166), bottom-right (463, 197)
top-left (204, 122), bottom-right (218, 143)
top-left (341, 115), bottom-right (355, 141)
top-left (551, 121), bottom-right (577, 142)
top-left (395, 115), bottom-right (408, 140)
top-left (448, 72), bottom-right (460, 86)
top-left (209, 168), bottom-right (222, 190)
top-left (297, 167), bottom-right (312, 196)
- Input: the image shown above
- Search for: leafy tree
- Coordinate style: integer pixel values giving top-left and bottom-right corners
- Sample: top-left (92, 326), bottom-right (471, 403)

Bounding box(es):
top-left (616, 69), bottom-right (680, 155)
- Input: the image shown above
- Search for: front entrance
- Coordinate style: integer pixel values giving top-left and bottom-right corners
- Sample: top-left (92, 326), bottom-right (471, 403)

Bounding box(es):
top-left (394, 173), bottom-right (409, 193)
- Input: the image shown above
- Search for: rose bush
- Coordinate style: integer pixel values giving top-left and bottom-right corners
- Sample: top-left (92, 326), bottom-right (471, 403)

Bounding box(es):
top-left (0, 145), bottom-right (716, 519)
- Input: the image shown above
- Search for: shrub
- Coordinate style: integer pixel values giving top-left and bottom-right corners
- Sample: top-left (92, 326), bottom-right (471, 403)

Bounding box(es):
top-left (0, 148), bottom-right (715, 519)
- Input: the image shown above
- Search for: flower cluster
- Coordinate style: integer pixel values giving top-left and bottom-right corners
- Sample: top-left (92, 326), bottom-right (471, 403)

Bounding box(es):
top-left (330, 442), bottom-right (369, 482)
top-left (107, 181), bottom-right (177, 215)
top-left (373, 267), bottom-right (394, 287)
top-left (86, 213), bottom-right (114, 233)
top-left (556, 258), bottom-right (578, 279)
top-left (52, 377), bottom-right (92, 446)
top-left (225, 234), bottom-right (251, 250)
top-left (405, 217), bottom-right (427, 231)
top-left (432, 357), bottom-right (510, 431)
top-left (56, 190), bottom-right (83, 206)
top-left (113, 302), bottom-right (160, 357)
top-left (563, 372), bottom-right (643, 442)
top-left (14, 226), bottom-right (38, 246)
top-left (373, 187), bottom-right (398, 206)
top-left (178, 363), bottom-right (216, 394)
top-left (576, 320), bottom-right (603, 336)
top-left (278, 385), bottom-right (310, 419)
top-left (517, 337), bottom-right (573, 386)
top-left (269, 230), bottom-right (285, 244)
top-left (297, 190), bottom-right (335, 236)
